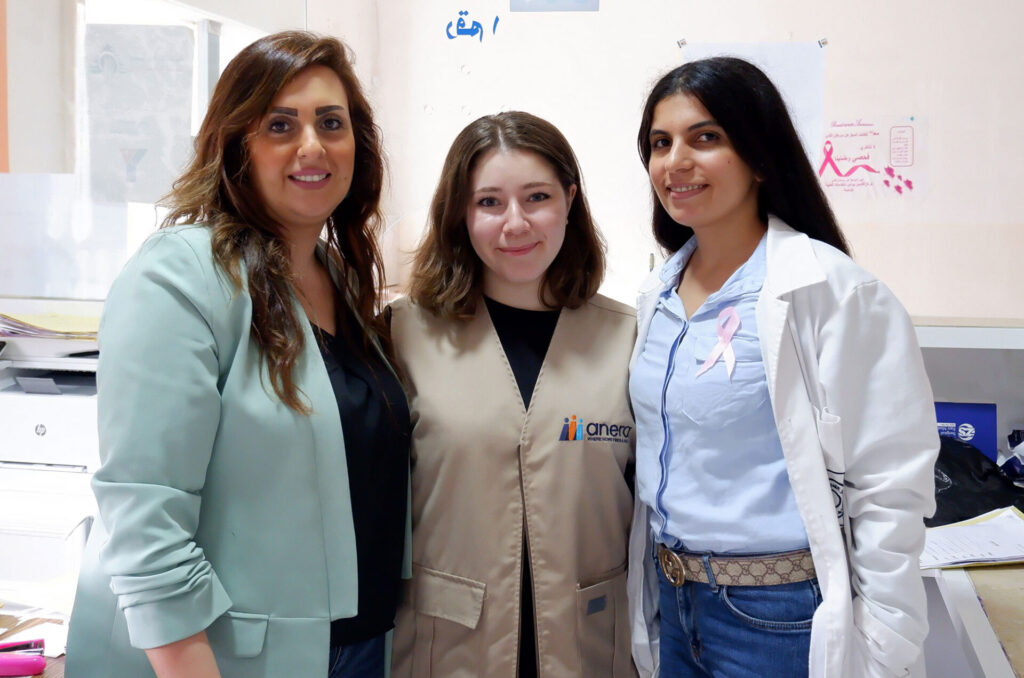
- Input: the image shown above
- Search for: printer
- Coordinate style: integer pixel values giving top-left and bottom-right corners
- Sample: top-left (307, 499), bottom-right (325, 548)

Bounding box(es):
top-left (0, 336), bottom-right (100, 615)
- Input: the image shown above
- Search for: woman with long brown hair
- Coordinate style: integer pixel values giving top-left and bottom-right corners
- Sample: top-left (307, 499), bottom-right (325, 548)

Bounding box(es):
top-left (390, 111), bottom-right (638, 677)
top-left (65, 31), bottom-right (409, 678)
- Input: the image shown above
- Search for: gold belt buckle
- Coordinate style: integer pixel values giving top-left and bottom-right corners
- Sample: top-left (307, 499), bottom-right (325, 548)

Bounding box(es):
top-left (658, 545), bottom-right (686, 587)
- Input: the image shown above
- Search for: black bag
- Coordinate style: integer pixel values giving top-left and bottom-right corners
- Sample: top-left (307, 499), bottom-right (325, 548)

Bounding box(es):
top-left (926, 436), bottom-right (1024, 527)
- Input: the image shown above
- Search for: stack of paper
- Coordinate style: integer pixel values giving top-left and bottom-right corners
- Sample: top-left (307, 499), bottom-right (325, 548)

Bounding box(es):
top-left (0, 313), bottom-right (98, 340)
top-left (920, 506), bottom-right (1024, 569)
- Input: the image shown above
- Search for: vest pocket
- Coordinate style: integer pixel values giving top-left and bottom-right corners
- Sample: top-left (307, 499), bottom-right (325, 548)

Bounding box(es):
top-left (206, 609), bottom-right (269, 658)
top-left (413, 565), bottom-right (486, 629)
top-left (576, 564), bottom-right (629, 678)
top-left (410, 565), bottom-right (487, 676)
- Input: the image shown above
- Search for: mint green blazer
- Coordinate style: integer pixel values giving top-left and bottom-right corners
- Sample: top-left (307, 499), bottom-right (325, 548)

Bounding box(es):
top-left (65, 225), bottom-right (410, 677)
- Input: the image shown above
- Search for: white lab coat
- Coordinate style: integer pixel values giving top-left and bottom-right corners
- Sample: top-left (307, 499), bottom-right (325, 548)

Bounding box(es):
top-left (627, 217), bottom-right (938, 678)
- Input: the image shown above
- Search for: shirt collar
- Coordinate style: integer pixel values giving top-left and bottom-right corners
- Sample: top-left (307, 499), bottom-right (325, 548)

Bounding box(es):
top-left (658, 237), bottom-right (698, 287)
top-left (657, 231), bottom-right (767, 302)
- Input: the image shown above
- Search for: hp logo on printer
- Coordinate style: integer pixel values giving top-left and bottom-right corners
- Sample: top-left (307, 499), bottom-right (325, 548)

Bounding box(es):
top-left (34, 424), bottom-right (47, 437)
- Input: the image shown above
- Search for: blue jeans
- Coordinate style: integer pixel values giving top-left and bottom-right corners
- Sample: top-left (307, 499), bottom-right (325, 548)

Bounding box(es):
top-left (657, 555), bottom-right (821, 678)
top-left (328, 633), bottom-right (386, 678)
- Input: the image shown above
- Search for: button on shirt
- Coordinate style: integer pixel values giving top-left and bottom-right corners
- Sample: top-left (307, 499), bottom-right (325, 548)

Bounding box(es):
top-left (629, 234), bottom-right (809, 554)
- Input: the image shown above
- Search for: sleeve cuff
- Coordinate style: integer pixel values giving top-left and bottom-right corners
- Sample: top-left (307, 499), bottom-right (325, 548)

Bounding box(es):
top-left (854, 596), bottom-right (922, 674)
top-left (122, 572), bottom-right (232, 649)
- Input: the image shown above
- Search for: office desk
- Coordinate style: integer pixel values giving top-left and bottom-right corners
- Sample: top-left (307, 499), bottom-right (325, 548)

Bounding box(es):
top-left (967, 565), bottom-right (1024, 673)
top-left (929, 565), bottom-right (1024, 677)
top-left (42, 655), bottom-right (63, 678)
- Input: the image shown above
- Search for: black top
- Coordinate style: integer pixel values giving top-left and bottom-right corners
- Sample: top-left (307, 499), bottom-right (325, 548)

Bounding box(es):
top-left (484, 296), bottom-right (560, 410)
top-left (317, 308), bottom-right (411, 647)
top-left (484, 296), bottom-right (560, 678)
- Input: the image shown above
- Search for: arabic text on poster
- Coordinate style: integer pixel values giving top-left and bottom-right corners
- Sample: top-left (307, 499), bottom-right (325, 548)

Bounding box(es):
top-left (818, 117), bottom-right (926, 198)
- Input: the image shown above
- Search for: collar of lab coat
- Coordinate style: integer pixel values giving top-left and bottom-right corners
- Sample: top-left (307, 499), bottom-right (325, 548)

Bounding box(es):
top-left (762, 215), bottom-right (828, 298)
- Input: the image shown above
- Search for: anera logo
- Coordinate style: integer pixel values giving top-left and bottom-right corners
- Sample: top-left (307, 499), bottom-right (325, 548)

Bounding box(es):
top-left (559, 415), bottom-right (584, 441)
top-left (558, 415), bottom-right (632, 443)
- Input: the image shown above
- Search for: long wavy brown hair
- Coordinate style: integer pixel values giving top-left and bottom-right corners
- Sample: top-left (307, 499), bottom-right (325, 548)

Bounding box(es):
top-left (409, 111), bottom-right (605, 319)
top-left (160, 31), bottom-right (388, 413)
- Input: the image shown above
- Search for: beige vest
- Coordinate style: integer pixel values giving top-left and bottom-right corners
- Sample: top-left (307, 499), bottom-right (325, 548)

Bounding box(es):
top-left (390, 294), bottom-right (638, 678)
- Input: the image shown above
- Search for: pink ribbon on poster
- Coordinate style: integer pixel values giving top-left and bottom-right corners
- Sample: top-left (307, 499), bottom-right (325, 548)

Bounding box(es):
top-left (817, 141), bottom-right (880, 178)
top-left (695, 306), bottom-right (740, 379)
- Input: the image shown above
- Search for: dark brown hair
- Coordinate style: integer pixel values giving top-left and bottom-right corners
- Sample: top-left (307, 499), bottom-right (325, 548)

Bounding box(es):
top-left (161, 31), bottom-right (388, 412)
top-left (408, 111), bottom-right (605, 319)
top-left (638, 57), bottom-right (849, 255)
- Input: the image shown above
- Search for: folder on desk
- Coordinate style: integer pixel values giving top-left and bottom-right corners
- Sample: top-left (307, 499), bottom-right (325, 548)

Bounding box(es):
top-left (920, 506), bottom-right (1024, 569)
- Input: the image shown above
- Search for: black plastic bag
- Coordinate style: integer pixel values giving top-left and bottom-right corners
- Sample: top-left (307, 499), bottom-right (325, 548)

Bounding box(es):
top-left (926, 436), bottom-right (1024, 527)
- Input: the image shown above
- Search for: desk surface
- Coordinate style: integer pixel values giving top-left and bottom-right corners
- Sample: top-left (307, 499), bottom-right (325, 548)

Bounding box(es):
top-left (968, 564), bottom-right (1024, 674)
top-left (42, 655), bottom-right (64, 678)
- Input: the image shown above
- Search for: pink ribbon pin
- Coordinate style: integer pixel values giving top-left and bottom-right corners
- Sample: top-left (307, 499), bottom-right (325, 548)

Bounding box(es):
top-left (695, 306), bottom-right (740, 379)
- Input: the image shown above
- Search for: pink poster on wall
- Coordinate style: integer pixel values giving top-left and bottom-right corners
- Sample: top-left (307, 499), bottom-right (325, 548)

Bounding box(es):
top-left (818, 116), bottom-right (926, 198)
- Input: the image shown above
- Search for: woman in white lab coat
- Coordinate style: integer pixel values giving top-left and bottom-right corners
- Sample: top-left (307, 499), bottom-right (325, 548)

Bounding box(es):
top-left (626, 57), bottom-right (939, 678)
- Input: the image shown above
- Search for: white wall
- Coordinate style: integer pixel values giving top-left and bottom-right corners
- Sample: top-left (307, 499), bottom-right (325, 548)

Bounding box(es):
top-left (312, 0), bottom-right (663, 304)
top-left (306, 0), bottom-right (375, 87)
top-left (6, 0), bottom-right (75, 173)
top-left (308, 0), bottom-right (1024, 320)
top-left (180, 0), bottom-right (304, 33)
top-left (7, 0), bottom-right (1021, 318)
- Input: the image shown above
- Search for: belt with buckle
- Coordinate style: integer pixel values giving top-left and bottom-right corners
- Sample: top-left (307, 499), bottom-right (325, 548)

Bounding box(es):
top-left (657, 544), bottom-right (816, 587)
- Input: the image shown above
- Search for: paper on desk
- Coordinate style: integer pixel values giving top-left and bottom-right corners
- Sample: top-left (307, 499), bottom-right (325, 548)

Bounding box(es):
top-left (920, 506), bottom-right (1024, 569)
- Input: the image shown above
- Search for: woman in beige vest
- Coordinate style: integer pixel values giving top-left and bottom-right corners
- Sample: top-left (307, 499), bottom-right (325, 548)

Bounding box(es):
top-left (389, 111), bottom-right (638, 678)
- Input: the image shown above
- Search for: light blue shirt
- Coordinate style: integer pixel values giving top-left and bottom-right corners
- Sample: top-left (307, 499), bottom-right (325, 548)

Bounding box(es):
top-left (629, 234), bottom-right (809, 554)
